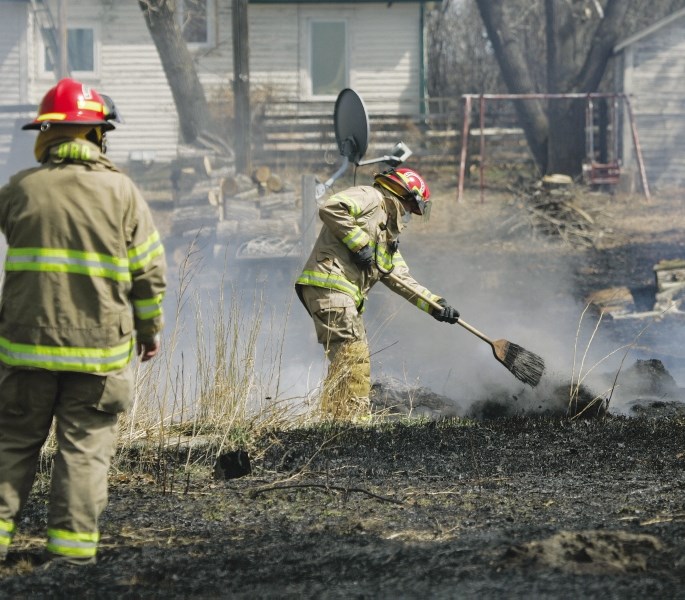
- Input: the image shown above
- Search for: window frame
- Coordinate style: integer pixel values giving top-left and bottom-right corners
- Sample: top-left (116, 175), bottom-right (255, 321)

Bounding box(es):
top-left (177, 0), bottom-right (216, 49)
top-left (39, 21), bottom-right (99, 79)
top-left (307, 18), bottom-right (349, 99)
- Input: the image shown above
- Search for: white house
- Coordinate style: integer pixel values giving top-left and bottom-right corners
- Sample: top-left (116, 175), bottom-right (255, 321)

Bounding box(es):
top-left (0, 0), bottom-right (435, 184)
top-left (614, 8), bottom-right (685, 191)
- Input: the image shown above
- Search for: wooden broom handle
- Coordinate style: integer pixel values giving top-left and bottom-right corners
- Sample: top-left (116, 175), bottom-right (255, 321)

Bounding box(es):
top-left (385, 272), bottom-right (495, 346)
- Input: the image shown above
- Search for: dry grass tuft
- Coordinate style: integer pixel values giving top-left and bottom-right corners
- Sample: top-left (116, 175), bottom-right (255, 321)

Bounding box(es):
top-left (113, 243), bottom-right (311, 486)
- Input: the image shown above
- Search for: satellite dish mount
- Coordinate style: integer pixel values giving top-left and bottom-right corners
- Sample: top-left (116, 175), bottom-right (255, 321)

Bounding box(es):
top-left (316, 88), bottom-right (413, 199)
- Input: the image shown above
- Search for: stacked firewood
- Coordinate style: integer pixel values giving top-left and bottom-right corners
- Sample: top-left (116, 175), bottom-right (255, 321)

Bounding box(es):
top-left (170, 134), bottom-right (235, 243)
top-left (169, 135), bottom-right (300, 259)
top-left (507, 176), bottom-right (608, 248)
top-left (217, 165), bottom-right (300, 247)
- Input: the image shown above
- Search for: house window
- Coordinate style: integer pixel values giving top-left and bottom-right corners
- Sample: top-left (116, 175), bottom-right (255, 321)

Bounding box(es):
top-left (178, 0), bottom-right (215, 46)
top-left (43, 27), bottom-right (95, 74)
top-left (310, 21), bottom-right (347, 96)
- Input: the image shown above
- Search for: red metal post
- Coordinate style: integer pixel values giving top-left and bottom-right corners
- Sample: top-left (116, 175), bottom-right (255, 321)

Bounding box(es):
top-left (623, 95), bottom-right (651, 201)
top-left (457, 92), bottom-right (644, 196)
top-left (585, 97), bottom-right (594, 164)
top-left (457, 95), bottom-right (472, 203)
top-left (479, 95), bottom-right (486, 203)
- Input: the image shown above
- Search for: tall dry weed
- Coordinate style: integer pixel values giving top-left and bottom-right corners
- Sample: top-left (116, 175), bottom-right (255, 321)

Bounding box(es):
top-left (115, 241), bottom-right (310, 482)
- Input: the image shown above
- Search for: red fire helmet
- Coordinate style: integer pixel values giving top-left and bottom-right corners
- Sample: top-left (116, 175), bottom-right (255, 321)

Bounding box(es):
top-left (23, 78), bottom-right (119, 131)
top-left (374, 167), bottom-right (431, 216)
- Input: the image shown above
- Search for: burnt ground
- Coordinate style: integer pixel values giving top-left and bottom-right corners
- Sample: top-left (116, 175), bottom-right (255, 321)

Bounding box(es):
top-left (1, 179), bottom-right (685, 598)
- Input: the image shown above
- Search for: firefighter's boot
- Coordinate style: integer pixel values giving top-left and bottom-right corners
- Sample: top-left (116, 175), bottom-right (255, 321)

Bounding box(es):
top-left (320, 341), bottom-right (371, 421)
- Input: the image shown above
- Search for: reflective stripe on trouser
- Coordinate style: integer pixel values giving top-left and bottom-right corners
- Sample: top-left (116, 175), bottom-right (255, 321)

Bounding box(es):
top-left (47, 529), bottom-right (99, 559)
top-left (298, 286), bottom-right (371, 420)
top-left (0, 519), bottom-right (16, 555)
top-left (0, 364), bottom-right (128, 558)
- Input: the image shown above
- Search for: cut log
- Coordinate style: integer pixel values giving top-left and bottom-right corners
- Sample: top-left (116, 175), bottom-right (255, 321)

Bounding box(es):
top-left (238, 217), bottom-right (300, 238)
top-left (585, 286), bottom-right (635, 317)
top-left (195, 131), bottom-right (234, 157)
top-left (177, 180), bottom-right (224, 207)
top-left (231, 188), bottom-right (261, 200)
top-left (222, 173), bottom-right (254, 198)
top-left (222, 202), bottom-right (261, 222)
top-left (171, 204), bottom-right (220, 235)
top-left (209, 188), bottom-right (221, 207)
top-left (252, 165), bottom-right (271, 184)
top-left (266, 173), bottom-right (283, 193)
top-left (258, 192), bottom-right (297, 211)
top-left (203, 155), bottom-right (213, 176)
top-left (209, 166), bottom-right (235, 181)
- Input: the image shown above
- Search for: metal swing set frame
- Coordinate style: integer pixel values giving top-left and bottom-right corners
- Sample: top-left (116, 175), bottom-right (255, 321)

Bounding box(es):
top-left (456, 93), bottom-right (651, 203)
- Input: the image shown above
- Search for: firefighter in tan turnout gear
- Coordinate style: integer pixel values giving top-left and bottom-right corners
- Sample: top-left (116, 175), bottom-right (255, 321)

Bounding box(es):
top-left (296, 167), bottom-right (459, 420)
top-left (0, 78), bottom-right (166, 566)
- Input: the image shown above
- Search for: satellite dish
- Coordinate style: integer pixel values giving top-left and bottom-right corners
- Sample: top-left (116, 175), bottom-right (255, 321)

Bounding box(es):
top-left (315, 88), bottom-right (413, 199)
top-left (334, 88), bottom-right (369, 164)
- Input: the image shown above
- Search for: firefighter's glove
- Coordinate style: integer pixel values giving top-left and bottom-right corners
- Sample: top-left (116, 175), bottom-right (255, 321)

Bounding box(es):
top-left (352, 244), bottom-right (374, 269)
top-left (433, 299), bottom-right (460, 324)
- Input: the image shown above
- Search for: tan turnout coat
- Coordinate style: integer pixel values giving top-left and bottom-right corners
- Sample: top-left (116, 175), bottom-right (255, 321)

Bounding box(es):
top-left (296, 184), bottom-right (442, 314)
top-left (0, 138), bottom-right (166, 373)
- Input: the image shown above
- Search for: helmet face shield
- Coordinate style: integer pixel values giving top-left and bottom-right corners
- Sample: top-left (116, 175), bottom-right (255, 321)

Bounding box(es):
top-left (100, 94), bottom-right (123, 126)
top-left (401, 193), bottom-right (431, 222)
top-left (416, 196), bottom-right (431, 221)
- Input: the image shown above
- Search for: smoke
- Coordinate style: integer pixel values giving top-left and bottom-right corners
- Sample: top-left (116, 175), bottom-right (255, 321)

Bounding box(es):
top-left (2, 172), bottom-right (681, 420)
top-left (160, 241), bottom-right (326, 414)
top-left (160, 186), bottom-right (685, 420)
top-left (357, 220), bottom-right (674, 415)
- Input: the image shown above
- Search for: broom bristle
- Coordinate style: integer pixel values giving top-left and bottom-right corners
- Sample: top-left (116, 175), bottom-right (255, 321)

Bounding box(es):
top-left (502, 343), bottom-right (545, 387)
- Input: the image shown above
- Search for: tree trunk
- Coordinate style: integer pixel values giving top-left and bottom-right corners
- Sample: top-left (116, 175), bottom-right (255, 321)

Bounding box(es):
top-left (139, 0), bottom-right (213, 144)
top-left (474, 0), bottom-right (633, 177)
top-left (547, 99), bottom-right (586, 174)
top-left (475, 0), bottom-right (549, 173)
top-left (545, 0), bottom-right (585, 174)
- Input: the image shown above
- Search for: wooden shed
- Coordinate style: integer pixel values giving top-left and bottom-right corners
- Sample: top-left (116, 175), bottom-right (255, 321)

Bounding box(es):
top-left (614, 9), bottom-right (685, 191)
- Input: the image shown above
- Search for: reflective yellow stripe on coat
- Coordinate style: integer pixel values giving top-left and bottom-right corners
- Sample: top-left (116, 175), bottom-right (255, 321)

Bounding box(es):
top-left (296, 270), bottom-right (365, 309)
top-left (47, 529), bottom-right (99, 559)
top-left (128, 230), bottom-right (164, 271)
top-left (132, 294), bottom-right (164, 320)
top-left (5, 247), bottom-right (130, 281)
top-left (0, 337), bottom-right (134, 373)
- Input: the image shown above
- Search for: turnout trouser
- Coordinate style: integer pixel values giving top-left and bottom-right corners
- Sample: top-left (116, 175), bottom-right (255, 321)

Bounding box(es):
top-left (0, 364), bottom-right (132, 562)
top-left (298, 285), bottom-right (371, 420)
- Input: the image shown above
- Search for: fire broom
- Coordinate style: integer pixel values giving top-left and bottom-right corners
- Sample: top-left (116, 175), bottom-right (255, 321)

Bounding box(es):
top-left (386, 272), bottom-right (546, 387)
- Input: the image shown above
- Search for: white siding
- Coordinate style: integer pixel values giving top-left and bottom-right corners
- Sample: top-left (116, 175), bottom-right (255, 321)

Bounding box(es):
top-left (19, 1), bottom-right (178, 165)
top-left (619, 14), bottom-right (685, 190)
top-left (0, 1), bottom-right (32, 184)
top-left (250, 5), bottom-right (301, 98)
top-left (0, 1), bottom-right (27, 104)
top-left (98, 2), bottom-right (178, 165)
top-left (3, 0), bottom-right (425, 167)
top-left (249, 3), bottom-right (421, 111)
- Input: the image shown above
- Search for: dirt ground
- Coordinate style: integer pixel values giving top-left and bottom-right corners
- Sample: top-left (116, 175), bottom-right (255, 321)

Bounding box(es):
top-left (1, 174), bottom-right (685, 598)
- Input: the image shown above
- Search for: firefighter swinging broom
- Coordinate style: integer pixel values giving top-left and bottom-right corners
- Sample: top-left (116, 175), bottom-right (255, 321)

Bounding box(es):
top-left (303, 90), bottom-right (544, 422)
